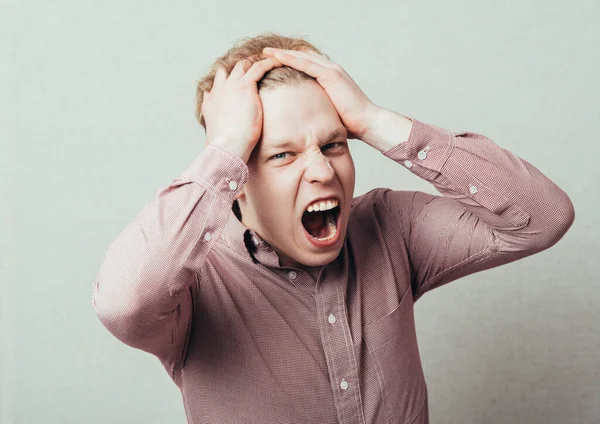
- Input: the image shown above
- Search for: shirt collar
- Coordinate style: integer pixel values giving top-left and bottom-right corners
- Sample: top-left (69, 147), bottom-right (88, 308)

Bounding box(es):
top-left (223, 206), bottom-right (350, 282)
top-left (224, 207), bottom-right (282, 267)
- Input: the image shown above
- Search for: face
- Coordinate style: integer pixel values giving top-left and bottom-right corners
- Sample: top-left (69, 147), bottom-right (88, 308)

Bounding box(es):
top-left (235, 80), bottom-right (356, 275)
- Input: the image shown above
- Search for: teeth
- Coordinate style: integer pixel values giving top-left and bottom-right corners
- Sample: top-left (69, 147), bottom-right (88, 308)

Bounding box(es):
top-left (307, 198), bottom-right (338, 213)
top-left (311, 209), bottom-right (338, 241)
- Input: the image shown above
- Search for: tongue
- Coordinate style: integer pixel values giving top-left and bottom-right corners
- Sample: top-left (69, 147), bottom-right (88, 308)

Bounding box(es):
top-left (302, 210), bottom-right (328, 238)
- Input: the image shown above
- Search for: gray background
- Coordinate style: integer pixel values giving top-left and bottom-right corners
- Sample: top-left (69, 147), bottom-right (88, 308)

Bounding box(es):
top-left (2, 0), bottom-right (598, 423)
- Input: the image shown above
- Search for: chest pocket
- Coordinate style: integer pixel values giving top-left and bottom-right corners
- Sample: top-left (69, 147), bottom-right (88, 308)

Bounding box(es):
top-left (363, 289), bottom-right (427, 424)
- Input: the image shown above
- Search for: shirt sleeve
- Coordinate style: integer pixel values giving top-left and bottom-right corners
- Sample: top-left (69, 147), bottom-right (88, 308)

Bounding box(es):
top-left (380, 117), bottom-right (575, 302)
top-left (91, 143), bottom-right (249, 373)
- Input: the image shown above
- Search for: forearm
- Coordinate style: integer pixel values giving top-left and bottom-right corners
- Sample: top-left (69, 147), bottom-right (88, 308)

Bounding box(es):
top-left (377, 117), bottom-right (574, 300)
top-left (380, 117), bottom-right (574, 246)
top-left (360, 106), bottom-right (414, 152)
top-left (92, 143), bottom-right (249, 365)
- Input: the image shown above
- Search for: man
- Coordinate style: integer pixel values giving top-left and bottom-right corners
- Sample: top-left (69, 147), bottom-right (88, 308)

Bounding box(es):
top-left (92, 36), bottom-right (574, 423)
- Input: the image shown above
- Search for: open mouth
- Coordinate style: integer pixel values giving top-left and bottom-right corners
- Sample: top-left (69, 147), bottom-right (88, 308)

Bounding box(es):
top-left (301, 204), bottom-right (341, 242)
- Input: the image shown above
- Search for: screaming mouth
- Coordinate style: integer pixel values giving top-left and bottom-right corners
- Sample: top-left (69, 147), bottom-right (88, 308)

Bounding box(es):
top-left (301, 205), bottom-right (340, 241)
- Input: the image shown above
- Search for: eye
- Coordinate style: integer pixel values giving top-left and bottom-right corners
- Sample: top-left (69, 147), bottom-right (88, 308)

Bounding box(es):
top-left (268, 142), bottom-right (344, 161)
top-left (270, 152), bottom-right (291, 161)
top-left (323, 142), bottom-right (342, 150)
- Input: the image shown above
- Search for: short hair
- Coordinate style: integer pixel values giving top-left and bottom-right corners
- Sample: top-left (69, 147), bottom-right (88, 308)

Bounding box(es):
top-left (195, 33), bottom-right (330, 221)
top-left (195, 32), bottom-right (329, 130)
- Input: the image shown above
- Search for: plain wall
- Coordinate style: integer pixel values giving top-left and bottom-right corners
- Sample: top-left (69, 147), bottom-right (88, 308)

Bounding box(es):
top-left (2, 0), bottom-right (598, 423)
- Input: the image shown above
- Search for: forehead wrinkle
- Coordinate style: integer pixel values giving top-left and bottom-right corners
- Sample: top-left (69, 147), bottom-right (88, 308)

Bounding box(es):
top-left (264, 127), bottom-right (347, 153)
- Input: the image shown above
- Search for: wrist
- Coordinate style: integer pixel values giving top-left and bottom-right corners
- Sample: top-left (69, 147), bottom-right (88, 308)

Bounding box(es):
top-left (360, 107), bottom-right (413, 153)
top-left (208, 138), bottom-right (251, 163)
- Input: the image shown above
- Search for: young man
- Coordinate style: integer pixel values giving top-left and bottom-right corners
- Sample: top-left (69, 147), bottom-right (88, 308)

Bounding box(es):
top-left (92, 39), bottom-right (574, 423)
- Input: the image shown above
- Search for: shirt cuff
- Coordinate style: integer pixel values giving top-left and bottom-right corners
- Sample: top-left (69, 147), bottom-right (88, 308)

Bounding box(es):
top-left (178, 143), bottom-right (249, 204)
top-left (381, 117), bottom-right (455, 180)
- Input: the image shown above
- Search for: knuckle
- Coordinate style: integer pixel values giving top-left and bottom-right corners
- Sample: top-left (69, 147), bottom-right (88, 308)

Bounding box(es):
top-left (261, 57), bottom-right (278, 66)
top-left (254, 59), bottom-right (269, 69)
top-left (327, 67), bottom-right (341, 78)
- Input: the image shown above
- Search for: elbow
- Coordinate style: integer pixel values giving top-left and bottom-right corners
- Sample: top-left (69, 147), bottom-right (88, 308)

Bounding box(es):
top-left (535, 194), bottom-right (575, 250)
top-left (547, 195), bottom-right (575, 247)
top-left (92, 278), bottom-right (144, 347)
top-left (498, 194), bottom-right (575, 254)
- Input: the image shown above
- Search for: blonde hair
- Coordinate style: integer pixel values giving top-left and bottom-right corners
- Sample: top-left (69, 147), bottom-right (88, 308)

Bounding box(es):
top-left (195, 32), bottom-right (330, 131)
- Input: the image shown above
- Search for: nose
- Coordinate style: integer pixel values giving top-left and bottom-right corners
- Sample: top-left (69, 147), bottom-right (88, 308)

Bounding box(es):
top-left (302, 149), bottom-right (335, 183)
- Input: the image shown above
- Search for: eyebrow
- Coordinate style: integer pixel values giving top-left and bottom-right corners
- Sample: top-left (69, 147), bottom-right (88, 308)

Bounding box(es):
top-left (264, 128), bottom-right (347, 153)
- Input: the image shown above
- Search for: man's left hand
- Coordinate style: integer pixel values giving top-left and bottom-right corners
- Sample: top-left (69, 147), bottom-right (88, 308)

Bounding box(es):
top-left (262, 47), bottom-right (380, 140)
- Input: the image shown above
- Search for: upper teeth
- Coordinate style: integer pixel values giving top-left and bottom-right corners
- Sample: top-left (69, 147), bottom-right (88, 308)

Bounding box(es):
top-left (306, 198), bottom-right (338, 212)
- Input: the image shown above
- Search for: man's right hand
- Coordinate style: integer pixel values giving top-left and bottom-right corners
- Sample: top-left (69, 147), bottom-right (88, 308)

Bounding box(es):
top-left (201, 56), bottom-right (284, 163)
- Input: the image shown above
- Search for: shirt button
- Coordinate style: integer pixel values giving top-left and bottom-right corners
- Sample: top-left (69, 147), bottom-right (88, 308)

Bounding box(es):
top-left (204, 232), bottom-right (212, 241)
top-left (288, 271), bottom-right (297, 280)
top-left (417, 150), bottom-right (427, 160)
top-left (229, 180), bottom-right (238, 190)
top-left (469, 184), bottom-right (478, 194)
top-left (404, 160), bottom-right (413, 168)
top-left (328, 313), bottom-right (336, 324)
top-left (340, 379), bottom-right (349, 390)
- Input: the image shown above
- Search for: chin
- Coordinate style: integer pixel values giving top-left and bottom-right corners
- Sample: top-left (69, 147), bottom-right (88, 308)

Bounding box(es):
top-left (299, 238), bottom-right (345, 266)
top-left (301, 253), bottom-right (339, 267)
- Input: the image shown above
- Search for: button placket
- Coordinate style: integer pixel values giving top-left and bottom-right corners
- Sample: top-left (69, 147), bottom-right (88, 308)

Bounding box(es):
top-left (316, 282), bottom-right (366, 423)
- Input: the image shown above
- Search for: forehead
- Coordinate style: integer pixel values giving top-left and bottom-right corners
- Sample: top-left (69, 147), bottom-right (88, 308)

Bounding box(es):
top-left (259, 81), bottom-right (346, 149)
top-left (263, 127), bottom-right (347, 153)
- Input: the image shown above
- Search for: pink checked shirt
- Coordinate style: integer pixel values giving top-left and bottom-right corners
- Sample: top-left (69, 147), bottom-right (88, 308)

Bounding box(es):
top-left (92, 117), bottom-right (574, 423)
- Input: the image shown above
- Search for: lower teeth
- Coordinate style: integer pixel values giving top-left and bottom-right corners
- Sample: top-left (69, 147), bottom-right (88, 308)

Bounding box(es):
top-left (311, 211), bottom-right (338, 241)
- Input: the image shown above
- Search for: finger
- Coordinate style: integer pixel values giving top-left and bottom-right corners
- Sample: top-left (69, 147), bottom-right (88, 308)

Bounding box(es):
top-left (264, 50), bottom-right (326, 79)
top-left (299, 48), bottom-right (333, 64)
top-left (242, 57), bottom-right (284, 83)
top-left (263, 47), bottom-right (335, 69)
top-left (214, 64), bottom-right (227, 86)
top-left (201, 90), bottom-right (210, 112)
top-left (229, 58), bottom-right (250, 80)
top-left (302, 49), bottom-right (328, 60)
